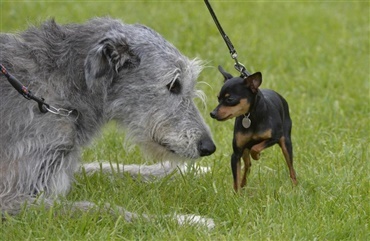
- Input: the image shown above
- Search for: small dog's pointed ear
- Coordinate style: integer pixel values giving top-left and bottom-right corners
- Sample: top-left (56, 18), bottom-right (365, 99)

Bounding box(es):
top-left (244, 72), bottom-right (262, 93)
top-left (84, 31), bottom-right (140, 90)
top-left (218, 65), bottom-right (233, 82)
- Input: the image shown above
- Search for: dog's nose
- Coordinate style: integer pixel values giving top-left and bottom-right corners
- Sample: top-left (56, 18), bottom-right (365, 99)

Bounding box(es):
top-left (210, 110), bottom-right (217, 119)
top-left (198, 137), bottom-right (216, 157)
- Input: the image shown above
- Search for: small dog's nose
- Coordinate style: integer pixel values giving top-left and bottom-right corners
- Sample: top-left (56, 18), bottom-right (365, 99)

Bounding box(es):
top-left (210, 110), bottom-right (217, 119)
top-left (198, 137), bottom-right (216, 157)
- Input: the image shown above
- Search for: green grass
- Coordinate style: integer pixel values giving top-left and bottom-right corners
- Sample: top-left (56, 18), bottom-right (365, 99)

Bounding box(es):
top-left (1, 1), bottom-right (369, 240)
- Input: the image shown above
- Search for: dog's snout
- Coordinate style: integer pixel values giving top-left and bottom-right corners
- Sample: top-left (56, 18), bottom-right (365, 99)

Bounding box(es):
top-left (198, 137), bottom-right (216, 157)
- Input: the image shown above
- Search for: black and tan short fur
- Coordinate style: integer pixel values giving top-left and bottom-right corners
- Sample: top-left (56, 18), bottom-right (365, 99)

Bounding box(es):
top-left (210, 66), bottom-right (297, 192)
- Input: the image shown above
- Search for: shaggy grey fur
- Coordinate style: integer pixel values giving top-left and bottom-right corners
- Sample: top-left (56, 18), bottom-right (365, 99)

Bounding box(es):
top-left (0, 17), bottom-right (215, 228)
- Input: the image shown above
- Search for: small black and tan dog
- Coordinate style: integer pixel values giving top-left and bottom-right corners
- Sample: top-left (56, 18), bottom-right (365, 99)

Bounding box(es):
top-left (210, 66), bottom-right (297, 192)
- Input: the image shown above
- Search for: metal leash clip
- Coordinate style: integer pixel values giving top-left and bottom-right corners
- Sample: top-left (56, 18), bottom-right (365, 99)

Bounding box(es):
top-left (45, 105), bottom-right (79, 122)
top-left (234, 62), bottom-right (249, 78)
top-left (45, 105), bottom-right (74, 117)
top-left (1, 63), bottom-right (78, 120)
top-left (204, 0), bottom-right (251, 78)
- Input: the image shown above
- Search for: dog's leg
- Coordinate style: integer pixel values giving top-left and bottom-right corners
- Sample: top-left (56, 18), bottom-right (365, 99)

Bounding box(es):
top-left (250, 141), bottom-right (266, 160)
top-left (77, 201), bottom-right (215, 229)
top-left (81, 161), bottom-right (174, 181)
top-left (278, 136), bottom-right (297, 185)
top-left (230, 153), bottom-right (242, 192)
top-left (1, 196), bottom-right (52, 218)
top-left (9, 197), bottom-right (147, 223)
top-left (241, 149), bottom-right (251, 188)
top-left (70, 200), bottom-right (216, 229)
top-left (75, 202), bottom-right (216, 229)
top-left (81, 161), bottom-right (210, 181)
top-left (250, 139), bottom-right (278, 160)
top-left (68, 201), bottom-right (147, 222)
top-left (15, 195), bottom-right (214, 229)
top-left (80, 162), bottom-right (215, 228)
top-left (173, 213), bottom-right (215, 229)
top-left (2, 197), bottom-right (215, 229)
top-left (72, 201), bottom-right (215, 229)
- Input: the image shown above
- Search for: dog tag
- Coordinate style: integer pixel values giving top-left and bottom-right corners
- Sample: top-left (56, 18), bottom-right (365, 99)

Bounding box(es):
top-left (242, 115), bottom-right (251, 129)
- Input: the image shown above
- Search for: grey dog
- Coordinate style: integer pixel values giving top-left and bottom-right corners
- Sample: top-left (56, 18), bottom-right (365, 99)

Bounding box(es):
top-left (0, 17), bottom-right (216, 228)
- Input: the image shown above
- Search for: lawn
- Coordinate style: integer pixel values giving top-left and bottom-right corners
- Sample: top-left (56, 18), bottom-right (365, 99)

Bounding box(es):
top-left (1, 1), bottom-right (369, 240)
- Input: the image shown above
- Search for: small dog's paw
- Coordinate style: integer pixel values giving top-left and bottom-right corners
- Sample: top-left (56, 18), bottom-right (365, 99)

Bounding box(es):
top-left (250, 150), bottom-right (260, 160)
top-left (175, 214), bottom-right (215, 229)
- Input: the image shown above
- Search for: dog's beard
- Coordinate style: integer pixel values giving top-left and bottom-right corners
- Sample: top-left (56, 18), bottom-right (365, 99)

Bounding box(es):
top-left (139, 140), bottom-right (189, 162)
top-left (124, 127), bottom-right (202, 162)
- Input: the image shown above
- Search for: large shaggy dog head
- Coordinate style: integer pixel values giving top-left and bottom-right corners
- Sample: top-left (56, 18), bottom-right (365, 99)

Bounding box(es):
top-left (83, 18), bottom-right (216, 160)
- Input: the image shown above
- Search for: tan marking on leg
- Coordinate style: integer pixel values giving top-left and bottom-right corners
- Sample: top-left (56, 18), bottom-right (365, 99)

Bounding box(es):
top-left (250, 129), bottom-right (273, 160)
top-left (250, 140), bottom-right (269, 160)
top-left (279, 137), bottom-right (297, 185)
top-left (241, 149), bottom-right (251, 188)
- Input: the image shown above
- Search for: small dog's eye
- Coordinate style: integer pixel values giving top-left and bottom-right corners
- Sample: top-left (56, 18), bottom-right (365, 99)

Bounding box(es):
top-left (166, 78), bottom-right (181, 94)
top-left (224, 96), bottom-right (239, 106)
top-left (225, 97), bottom-right (234, 104)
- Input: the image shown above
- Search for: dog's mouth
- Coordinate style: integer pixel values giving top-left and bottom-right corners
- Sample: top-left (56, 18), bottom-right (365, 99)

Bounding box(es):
top-left (217, 114), bottom-right (233, 121)
top-left (160, 142), bottom-right (176, 154)
top-left (139, 138), bottom-right (183, 161)
top-left (211, 109), bottom-right (233, 121)
top-left (153, 139), bottom-right (198, 160)
top-left (149, 131), bottom-right (213, 160)
top-left (152, 138), bottom-right (178, 155)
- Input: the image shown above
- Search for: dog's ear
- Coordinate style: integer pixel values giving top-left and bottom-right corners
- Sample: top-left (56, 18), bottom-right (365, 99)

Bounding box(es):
top-left (84, 32), bottom-right (140, 90)
top-left (218, 65), bottom-right (233, 82)
top-left (244, 72), bottom-right (262, 94)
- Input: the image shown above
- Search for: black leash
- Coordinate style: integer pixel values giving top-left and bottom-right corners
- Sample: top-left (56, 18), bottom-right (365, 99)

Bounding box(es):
top-left (204, 0), bottom-right (250, 77)
top-left (0, 64), bottom-right (49, 113)
top-left (0, 63), bottom-right (77, 118)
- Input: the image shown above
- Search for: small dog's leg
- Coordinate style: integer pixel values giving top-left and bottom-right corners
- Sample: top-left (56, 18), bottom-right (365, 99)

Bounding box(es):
top-left (278, 137), bottom-right (297, 185)
top-left (230, 153), bottom-right (241, 192)
top-left (250, 139), bottom-right (278, 160)
top-left (241, 149), bottom-right (251, 188)
top-left (250, 141), bottom-right (267, 160)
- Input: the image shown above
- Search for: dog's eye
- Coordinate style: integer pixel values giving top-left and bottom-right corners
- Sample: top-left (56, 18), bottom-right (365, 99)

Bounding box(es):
top-left (225, 97), bottom-right (236, 105)
top-left (166, 78), bottom-right (181, 94)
